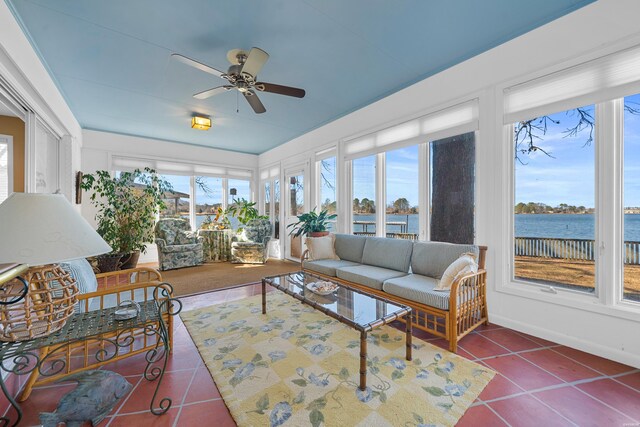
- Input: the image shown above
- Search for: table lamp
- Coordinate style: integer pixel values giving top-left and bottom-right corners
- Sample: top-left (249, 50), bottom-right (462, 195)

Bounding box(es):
top-left (0, 193), bottom-right (111, 341)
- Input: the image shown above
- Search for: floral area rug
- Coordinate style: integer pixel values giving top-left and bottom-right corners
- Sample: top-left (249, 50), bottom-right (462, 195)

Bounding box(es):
top-left (181, 292), bottom-right (495, 427)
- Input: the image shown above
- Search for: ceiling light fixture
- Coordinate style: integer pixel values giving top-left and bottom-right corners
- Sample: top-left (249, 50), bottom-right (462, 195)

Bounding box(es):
top-left (191, 115), bottom-right (211, 130)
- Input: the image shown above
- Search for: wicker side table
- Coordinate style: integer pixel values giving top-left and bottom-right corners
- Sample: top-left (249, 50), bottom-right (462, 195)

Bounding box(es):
top-left (0, 283), bottom-right (181, 427)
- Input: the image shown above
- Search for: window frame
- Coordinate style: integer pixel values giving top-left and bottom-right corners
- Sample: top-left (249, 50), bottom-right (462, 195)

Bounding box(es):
top-left (497, 93), bottom-right (640, 321)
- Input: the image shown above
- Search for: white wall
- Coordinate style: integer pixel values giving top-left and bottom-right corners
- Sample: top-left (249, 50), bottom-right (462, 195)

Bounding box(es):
top-left (259, 0), bottom-right (640, 367)
top-left (81, 129), bottom-right (259, 262)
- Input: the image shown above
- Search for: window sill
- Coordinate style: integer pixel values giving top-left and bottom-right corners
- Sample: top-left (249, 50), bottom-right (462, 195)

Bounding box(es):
top-left (495, 280), bottom-right (640, 323)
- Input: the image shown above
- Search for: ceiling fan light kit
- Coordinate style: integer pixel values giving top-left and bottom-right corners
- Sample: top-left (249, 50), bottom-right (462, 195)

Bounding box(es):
top-left (173, 47), bottom-right (306, 114)
top-left (191, 115), bottom-right (211, 130)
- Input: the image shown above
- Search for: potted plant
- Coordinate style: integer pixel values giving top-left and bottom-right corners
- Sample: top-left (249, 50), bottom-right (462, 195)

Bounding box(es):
top-left (80, 168), bottom-right (172, 271)
top-left (287, 209), bottom-right (337, 238)
top-left (227, 198), bottom-right (267, 231)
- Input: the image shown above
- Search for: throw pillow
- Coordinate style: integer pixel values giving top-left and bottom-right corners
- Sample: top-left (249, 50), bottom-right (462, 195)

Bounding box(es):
top-left (435, 252), bottom-right (478, 291)
top-left (59, 258), bottom-right (99, 313)
top-left (306, 234), bottom-right (340, 261)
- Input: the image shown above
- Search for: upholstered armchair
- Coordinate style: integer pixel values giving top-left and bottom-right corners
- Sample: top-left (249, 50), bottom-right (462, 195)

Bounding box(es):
top-left (231, 218), bottom-right (272, 264)
top-left (154, 218), bottom-right (204, 270)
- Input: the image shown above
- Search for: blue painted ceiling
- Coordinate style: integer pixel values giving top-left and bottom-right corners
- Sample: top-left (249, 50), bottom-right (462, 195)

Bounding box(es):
top-left (7, 0), bottom-right (594, 154)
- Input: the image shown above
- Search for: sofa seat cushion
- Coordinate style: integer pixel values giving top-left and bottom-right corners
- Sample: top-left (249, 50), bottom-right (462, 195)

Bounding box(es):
top-left (163, 243), bottom-right (202, 253)
top-left (336, 265), bottom-right (407, 290)
top-left (362, 237), bottom-right (413, 272)
top-left (303, 259), bottom-right (360, 277)
top-left (382, 274), bottom-right (451, 310)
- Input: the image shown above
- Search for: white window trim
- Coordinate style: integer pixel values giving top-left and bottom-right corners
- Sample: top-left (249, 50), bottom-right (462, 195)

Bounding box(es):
top-left (0, 134), bottom-right (13, 201)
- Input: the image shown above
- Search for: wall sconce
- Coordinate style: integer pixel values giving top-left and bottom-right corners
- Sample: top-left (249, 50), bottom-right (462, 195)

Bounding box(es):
top-left (191, 115), bottom-right (211, 130)
top-left (229, 188), bottom-right (237, 196)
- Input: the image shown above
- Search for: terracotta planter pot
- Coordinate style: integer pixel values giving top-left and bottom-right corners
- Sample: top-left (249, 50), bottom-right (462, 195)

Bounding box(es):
top-left (309, 231), bottom-right (329, 238)
top-left (119, 250), bottom-right (140, 270)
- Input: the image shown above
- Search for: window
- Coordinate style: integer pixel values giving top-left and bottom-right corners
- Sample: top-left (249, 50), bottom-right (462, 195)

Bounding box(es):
top-left (623, 94), bottom-right (640, 303)
top-left (228, 178), bottom-right (251, 203)
top-left (318, 156), bottom-right (337, 231)
top-left (264, 181), bottom-right (271, 217)
top-left (513, 105), bottom-right (596, 294)
top-left (0, 137), bottom-right (11, 203)
top-left (159, 175), bottom-right (191, 221)
top-left (289, 175), bottom-right (304, 216)
top-left (195, 176), bottom-right (223, 228)
top-left (430, 132), bottom-right (475, 244)
top-left (352, 155), bottom-right (376, 235)
top-left (386, 146), bottom-right (418, 240)
top-left (274, 179), bottom-right (280, 239)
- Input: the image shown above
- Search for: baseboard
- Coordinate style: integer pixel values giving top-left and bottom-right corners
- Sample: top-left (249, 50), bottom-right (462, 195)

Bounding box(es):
top-left (490, 314), bottom-right (640, 369)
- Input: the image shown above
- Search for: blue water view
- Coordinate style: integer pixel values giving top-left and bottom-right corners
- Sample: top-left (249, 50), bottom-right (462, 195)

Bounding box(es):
top-left (351, 213), bottom-right (640, 242)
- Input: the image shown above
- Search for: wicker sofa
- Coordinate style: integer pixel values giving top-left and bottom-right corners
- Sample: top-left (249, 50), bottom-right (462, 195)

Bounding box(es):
top-left (301, 234), bottom-right (487, 352)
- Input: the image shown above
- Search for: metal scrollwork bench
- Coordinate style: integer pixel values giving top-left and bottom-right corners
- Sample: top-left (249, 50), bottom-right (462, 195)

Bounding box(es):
top-left (0, 280), bottom-right (182, 427)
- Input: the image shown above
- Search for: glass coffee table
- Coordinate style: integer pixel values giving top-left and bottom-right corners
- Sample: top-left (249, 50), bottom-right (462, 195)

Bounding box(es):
top-left (262, 271), bottom-right (412, 391)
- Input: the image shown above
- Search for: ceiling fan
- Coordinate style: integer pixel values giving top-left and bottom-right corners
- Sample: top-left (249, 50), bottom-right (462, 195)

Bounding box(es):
top-left (172, 47), bottom-right (305, 114)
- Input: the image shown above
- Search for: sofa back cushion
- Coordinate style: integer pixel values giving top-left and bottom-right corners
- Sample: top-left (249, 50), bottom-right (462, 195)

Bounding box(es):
top-left (362, 237), bottom-right (413, 272)
top-left (411, 241), bottom-right (479, 279)
top-left (334, 234), bottom-right (367, 263)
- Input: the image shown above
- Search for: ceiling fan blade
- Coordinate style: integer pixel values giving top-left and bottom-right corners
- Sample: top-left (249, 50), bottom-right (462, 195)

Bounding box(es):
top-left (243, 90), bottom-right (266, 114)
top-left (240, 47), bottom-right (269, 80)
top-left (256, 82), bottom-right (306, 98)
top-left (193, 85), bottom-right (233, 99)
top-left (172, 53), bottom-right (225, 78)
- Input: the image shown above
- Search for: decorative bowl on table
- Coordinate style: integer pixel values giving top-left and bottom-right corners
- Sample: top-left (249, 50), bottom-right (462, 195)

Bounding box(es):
top-left (306, 281), bottom-right (339, 295)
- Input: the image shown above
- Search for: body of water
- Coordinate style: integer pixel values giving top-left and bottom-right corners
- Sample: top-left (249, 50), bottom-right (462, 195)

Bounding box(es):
top-left (352, 213), bottom-right (640, 242)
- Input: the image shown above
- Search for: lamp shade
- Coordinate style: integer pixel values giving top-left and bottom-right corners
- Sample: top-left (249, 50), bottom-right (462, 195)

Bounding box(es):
top-left (0, 193), bottom-right (111, 266)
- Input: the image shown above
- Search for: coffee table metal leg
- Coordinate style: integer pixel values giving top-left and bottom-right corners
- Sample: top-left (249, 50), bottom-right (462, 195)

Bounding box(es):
top-left (262, 280), bottom-right (266, 314)
top-left (406, 311), bottom-right (413, 361)
top-left (359, 330), bottom-right (367, 391)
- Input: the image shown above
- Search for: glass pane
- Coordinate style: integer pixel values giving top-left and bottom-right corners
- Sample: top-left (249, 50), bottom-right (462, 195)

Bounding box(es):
top-left (319, 157), bottom-right (337, 232)
top-left (352, 155), bottom-right (376, 236)
top-left (289, 175), bottom-right (304, 216)
top-left (386, 146), bottom-right (418, 240)
top-left (264, 181), bottom-right (271, 218)
top-left (160, 174), bottom-right (191, 221)
top-left (195, 176), bottom-right (223, 229)
top-left (430, 132), bottom-right (475, 244)
top-left (265, 272), bottom-right (406, 326)
top-left (274, 179), bottom-right (280, 239)
top-left (0, 142), bottom-right (8, 203)
top-left (513, 106), bottom-right (595, 293)
top-left (228, 178), bottom-right (251, 202)
top-left (623, 94), bottom-right (640, 303)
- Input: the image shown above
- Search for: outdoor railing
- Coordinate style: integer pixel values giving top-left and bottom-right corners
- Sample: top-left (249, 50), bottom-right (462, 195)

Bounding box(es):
top-left (515, 237), bottom-right (640, 265)
top-left (353, 231), bottom-right (419, 240)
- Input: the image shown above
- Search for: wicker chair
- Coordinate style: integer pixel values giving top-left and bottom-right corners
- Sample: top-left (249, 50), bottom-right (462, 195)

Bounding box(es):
top-left (231, 218), bottom-right (272, 264)
top-left (154, 218), bottom-right (204, 270)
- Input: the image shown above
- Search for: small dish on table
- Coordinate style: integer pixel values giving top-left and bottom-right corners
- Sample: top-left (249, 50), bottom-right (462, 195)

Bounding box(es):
top-left (306, 281), bottom-right (339, 295)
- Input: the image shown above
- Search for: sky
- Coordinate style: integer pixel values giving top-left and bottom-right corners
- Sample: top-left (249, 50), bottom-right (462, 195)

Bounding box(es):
top-left (515, 94), bottom-right (640, 208)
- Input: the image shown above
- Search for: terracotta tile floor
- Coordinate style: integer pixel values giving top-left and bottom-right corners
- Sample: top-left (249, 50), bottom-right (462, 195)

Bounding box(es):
top-left (7, 282), bottom-right (640, 426)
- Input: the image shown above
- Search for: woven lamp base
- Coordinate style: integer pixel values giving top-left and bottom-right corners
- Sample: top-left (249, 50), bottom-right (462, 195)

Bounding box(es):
top-left (0, 264), bottom-right (79, 342)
